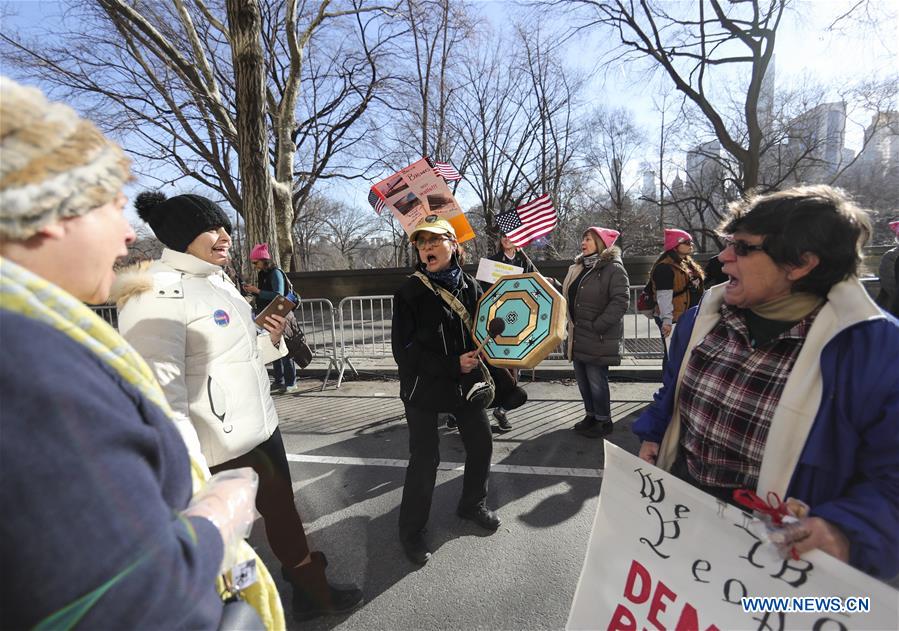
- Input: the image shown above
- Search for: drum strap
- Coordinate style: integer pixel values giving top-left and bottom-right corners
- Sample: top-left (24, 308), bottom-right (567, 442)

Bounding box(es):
top-left (413, 271), bottom-right (474, 329)
top-left (413, 271), bottom-right (494, 391)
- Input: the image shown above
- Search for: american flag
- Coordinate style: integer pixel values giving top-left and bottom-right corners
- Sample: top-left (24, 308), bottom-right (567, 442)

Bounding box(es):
top-left (367, 188), bottom-right (386, 214)
top-left (495, 194), bottom-right (557, 247)
top-left (432, 160), bottom-right (462, 181)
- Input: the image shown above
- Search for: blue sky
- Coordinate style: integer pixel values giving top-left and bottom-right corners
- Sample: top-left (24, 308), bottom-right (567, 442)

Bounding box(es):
top-left (3, 0), bottom-right (896, 223)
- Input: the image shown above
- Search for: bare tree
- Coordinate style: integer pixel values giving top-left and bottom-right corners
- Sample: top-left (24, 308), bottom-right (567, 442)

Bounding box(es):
top-left (450, 27), bottom-right (582, 257)
top-left (227, 0), bottom-right (279, 260)
top-left (1, 0), bottom-right (391, 269)
top-left (552, 0), bottom-right (786, 191)
top-left (119, 226), bottom-right (164, 268)
top-left (323, 201), bottom-right (380, 268)
top-left (647, 86), bottom-right (688, 231)
top-left (291, 194), bottom-right (332, 270)
top-left (516, 28), bottom-right (582, 259)
top-left (583, 106), bottom-right (645, 250)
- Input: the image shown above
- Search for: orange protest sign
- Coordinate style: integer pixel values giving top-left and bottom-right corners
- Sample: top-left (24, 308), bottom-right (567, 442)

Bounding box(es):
top-left (371, 158), bottom-right (474, 243)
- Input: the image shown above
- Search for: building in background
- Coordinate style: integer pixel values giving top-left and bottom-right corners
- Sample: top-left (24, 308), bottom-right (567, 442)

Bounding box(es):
top-left (782, 101), bottom-right (848, 181)
top-left (858, 111), bottom-right (899, 170)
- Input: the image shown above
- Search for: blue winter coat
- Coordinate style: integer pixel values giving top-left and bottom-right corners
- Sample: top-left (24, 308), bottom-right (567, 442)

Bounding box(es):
top-left (633, 280), bottom-right (899, 579)
top-left (0, 314), bottom-right (225, 628)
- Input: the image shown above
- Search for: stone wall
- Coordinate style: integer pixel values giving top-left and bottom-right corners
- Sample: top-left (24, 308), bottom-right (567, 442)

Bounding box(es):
top-left (288, 248), bottom-right (889, 304)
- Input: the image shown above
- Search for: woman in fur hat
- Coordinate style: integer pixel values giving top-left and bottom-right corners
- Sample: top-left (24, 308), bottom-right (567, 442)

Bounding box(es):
top-left (561, 227), bottom-right (630, 439)
top-left (0, 77), bottom-right (276, 629)
top-left (114, 192), bottom-right (362, 620)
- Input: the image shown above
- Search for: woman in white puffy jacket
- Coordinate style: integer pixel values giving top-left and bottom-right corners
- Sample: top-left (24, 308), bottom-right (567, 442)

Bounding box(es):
top-left (115, 191), bottom-right (362, 621)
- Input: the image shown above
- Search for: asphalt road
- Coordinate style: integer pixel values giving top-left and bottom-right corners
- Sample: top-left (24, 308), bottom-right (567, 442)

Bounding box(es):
top-left (249, 377), bottom-right (658, 631)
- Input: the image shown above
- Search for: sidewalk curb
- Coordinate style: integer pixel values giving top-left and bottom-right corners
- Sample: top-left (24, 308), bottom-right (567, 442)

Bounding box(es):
top-left (298, 363), bottom-right (663, 383)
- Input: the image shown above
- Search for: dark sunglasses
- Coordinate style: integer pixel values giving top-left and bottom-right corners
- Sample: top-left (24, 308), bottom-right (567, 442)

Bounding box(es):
top-left (722, 236), bottom-right (768, 256)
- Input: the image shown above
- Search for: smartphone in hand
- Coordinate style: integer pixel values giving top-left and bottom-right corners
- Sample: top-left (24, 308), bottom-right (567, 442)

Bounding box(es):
top-left (254, 295), bottom-right (296, 328)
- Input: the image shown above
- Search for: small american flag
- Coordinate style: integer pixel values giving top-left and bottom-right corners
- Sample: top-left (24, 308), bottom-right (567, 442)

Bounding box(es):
top-left (495, 194), bottom-right (557, 247)
top-left (367, 188), bottom-right (386, 214)
top-left (432, 160), bottom-right (462, 181)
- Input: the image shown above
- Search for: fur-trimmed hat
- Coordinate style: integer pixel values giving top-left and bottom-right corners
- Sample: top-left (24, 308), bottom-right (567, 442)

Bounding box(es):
top-left (0, 77), bottom-right (131, 240)
top-left (135, 191), bottom-right (232, 253)
top-left (584, 226), bottom-right (619, 249)
top-left (664, 228), bottom-right (693, 251)
top-left (250, 243), bottom-right (272, 261)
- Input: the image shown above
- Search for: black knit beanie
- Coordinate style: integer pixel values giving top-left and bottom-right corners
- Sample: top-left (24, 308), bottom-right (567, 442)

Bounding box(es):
top-left (134, 191), bottom-right (233, 252)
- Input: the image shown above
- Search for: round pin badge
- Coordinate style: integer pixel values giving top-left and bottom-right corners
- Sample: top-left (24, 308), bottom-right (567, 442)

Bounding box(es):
top-left (213, 309), bottom-right (230, 327)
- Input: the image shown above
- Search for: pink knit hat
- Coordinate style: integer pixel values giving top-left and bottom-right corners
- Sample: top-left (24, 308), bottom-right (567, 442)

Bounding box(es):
top-left (890, 220), bottom-right (899, 238)
top-left (585, 226), bottom-right (619, 249)
top-left (250, 243), bottom-right (272, 261)
top-left (664, 228), bottom-right (693, 251)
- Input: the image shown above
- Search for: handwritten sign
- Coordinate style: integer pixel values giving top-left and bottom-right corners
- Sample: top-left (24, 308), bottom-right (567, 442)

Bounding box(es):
top-left (475, 257), bottom-right (523, 284)
top-left (371, 158), bottom-right (475, 243)
top-left (567, 442), bottom-right (898, 631)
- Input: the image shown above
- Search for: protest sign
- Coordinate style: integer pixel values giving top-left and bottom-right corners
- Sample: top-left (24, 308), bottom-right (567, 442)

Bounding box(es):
top-left (475, 257), bottom-right (523, 284)
top-left (567, 442), bottom-right (898, 631)
top-left (370, 158), bottom-right (474, 243)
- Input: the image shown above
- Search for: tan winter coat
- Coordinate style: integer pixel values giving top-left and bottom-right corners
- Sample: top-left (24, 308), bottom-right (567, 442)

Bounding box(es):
top-left (112, 249), bottom-right (287, 467)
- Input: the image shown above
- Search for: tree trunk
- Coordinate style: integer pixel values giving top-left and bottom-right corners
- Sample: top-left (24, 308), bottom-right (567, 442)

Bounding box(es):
top-left (226, 0), bottom-right (278, 265)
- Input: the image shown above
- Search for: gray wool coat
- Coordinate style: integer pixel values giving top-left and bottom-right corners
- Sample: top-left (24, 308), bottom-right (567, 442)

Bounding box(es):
top-left (561, 247), bottom-right (630, 366)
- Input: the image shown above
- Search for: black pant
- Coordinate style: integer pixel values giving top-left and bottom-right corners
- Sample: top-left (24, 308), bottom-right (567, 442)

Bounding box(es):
top-left (210, 428), bottom-right (310, 568)
top-left (398, 402), bottom-right (493, 541)
top-left (654, 316), bottom-right (670, 371)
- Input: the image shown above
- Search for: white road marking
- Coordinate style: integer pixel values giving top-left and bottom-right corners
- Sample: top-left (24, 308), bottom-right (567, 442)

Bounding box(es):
top-left (286, 453), bottom-right (602, 478)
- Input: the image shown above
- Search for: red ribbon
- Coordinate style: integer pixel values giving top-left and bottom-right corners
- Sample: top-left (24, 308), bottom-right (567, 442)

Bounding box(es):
top-left (732, 489), bottom-right (790, 525)
top-left (732, 489), bottom-right (799, 560)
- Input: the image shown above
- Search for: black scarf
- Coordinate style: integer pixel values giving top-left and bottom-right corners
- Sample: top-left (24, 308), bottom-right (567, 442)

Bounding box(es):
top-left (423, 263), bottom-right (463, 291)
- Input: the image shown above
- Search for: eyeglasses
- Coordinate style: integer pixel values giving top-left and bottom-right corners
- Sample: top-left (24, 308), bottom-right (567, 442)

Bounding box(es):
top-left (414, 235), bottom-right (450, 250)
top-left (722, 236), bottom-right (768, 256)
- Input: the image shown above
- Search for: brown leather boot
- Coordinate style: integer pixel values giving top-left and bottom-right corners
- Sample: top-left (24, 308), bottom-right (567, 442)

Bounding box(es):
top-left (287, 551), bottom-right (363, 621)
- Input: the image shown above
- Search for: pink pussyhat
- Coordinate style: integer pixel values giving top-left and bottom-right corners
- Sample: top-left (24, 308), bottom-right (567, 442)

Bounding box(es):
top-left (890, 220), bottom-right (899, 239)
top-left (664, 228), bottom-right (693, 251)
top-left (250, 243), bottom-right (272, 261)
top-left (585, 226), bottom-right (620, 249)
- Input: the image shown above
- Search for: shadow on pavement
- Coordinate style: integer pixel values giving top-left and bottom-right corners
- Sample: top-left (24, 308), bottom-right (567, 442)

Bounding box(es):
top-left (255, 384), bottom-right (651, 628)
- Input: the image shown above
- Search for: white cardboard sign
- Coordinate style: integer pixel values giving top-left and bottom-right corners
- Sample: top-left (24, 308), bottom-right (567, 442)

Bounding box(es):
top-left (475, 257), bottom-right (523, 284)
top-left (567, 442), bottom-right (898, 631)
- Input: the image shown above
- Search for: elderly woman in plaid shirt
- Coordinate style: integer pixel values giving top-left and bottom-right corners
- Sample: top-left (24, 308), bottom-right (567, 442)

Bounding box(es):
top-left (633, 185), bottom-right (899, 579)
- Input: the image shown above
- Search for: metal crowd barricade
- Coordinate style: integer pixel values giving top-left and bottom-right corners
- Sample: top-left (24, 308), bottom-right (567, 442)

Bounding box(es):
top-left (336, 295), bottom-right (395, 387)
top-left (293, 298), bottom-right (341, 391)
top-left (544, 285), bottom-right (664, 361)
top-left (623, 285), bottom-right (666, 359)
top-left (89, 299), bottom-right (343, 390)
top-left (90, 304), bottom-right (119, 329)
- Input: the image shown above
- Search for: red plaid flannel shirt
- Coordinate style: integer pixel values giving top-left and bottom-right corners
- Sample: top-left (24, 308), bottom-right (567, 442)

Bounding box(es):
top-left (677, 304), bottom-right (819, 489)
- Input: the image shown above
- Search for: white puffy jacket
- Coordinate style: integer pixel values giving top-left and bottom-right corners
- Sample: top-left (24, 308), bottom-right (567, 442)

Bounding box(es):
top-left (115, 249), bottom-right (287, 467)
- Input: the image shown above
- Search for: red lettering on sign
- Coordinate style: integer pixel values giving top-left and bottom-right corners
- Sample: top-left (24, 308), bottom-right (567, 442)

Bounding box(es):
top-left (623, 560), bottom-right (652, 604)
top-left (674, 603), bottom-right (719, 631)
top-left (607, 604), bottom-right (637, 631)
top-left (647, 580), bottom-right (676, 630)
top-left (617, 560), bottom-right (719, 631)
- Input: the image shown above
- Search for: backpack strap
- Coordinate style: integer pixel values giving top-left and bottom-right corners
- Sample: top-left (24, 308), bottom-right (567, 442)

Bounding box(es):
top-left (274, 268), bottom-right (299, 300)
